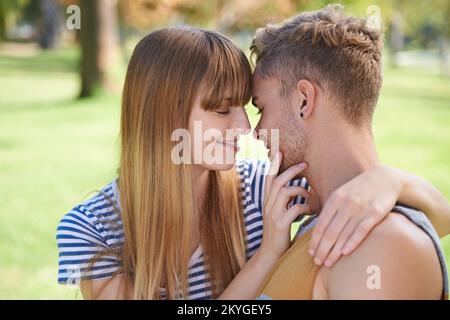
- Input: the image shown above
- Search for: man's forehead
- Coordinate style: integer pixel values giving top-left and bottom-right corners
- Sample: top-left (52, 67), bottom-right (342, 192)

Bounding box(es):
top-left (251, 70), bottom-right (262, 84)
top-left (251, 63), bottom-right (265, 83)
top-left (252, 70), bottom-right (271, 91)
top-left (251, 78), bottom-right (264, 107)
top-left (252, 73), bottom-right (281, 98)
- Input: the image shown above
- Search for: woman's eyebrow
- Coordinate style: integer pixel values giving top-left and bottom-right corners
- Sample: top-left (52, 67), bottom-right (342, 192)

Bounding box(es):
top-left (218, 98), bottom-right (232, 108)
top-left (223, 97), bottom-right (233, 105)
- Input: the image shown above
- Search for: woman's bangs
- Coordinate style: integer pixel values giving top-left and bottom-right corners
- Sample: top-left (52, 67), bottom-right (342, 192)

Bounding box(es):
top-left (201, 35), bottom-right (252, 111)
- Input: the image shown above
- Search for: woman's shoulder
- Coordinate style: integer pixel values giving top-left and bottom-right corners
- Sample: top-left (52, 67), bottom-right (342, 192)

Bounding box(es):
top-left (57, 179), bottom-right (124, 247)
top-left (56, 179), bottom-right (124, 285)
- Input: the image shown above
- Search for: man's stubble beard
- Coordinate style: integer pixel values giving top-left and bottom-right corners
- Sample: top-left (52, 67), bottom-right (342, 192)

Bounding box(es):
top-left (278, 110), bottom-right (309, 175)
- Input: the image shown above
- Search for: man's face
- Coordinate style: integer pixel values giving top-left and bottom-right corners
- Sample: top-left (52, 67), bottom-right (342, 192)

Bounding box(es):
top-left (252, 69), bottom-right (309, 173)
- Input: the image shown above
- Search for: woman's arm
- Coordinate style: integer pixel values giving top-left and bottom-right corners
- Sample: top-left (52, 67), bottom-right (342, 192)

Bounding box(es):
top-left (80, 274), bottom-right (133, 299)
top-left (391, 166), bottom-right (450, 237)
top-left (220, 152), bottom-right (309, 299)
top-left (218, 248), bottom-right (279, 299)
top-left (308, 165), bottom-right (450, 268)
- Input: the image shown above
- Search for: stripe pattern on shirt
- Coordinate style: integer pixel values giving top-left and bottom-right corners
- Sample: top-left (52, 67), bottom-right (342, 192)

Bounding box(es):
top-left (56, 159), bottom-right (308, 299)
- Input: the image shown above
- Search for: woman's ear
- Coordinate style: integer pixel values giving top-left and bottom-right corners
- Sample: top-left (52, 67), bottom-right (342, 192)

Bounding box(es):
top-left (297, 79), bottom-right (316, 119)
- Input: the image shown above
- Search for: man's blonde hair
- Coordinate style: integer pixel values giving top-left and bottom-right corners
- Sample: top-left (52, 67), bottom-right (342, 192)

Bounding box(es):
top-left (251, 4), bottom-right (383, 126)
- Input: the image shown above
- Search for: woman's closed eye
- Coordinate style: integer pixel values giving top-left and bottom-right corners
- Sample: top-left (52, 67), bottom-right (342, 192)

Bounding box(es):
top-left (215, 109), bottom-right (231, 116)
top-left (215, 100), bottom-right (232, 116)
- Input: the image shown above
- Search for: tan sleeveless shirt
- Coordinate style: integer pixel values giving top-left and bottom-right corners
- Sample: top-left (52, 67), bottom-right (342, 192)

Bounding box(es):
top-left (256, 206), bottom-right (449, 300)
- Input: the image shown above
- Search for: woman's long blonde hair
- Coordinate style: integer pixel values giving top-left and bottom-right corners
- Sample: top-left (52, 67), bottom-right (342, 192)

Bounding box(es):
top-left (101, 26), bottom-right (253, 299)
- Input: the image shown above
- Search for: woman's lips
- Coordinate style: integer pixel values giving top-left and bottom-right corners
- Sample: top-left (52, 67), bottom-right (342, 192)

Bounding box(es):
top-left (217, 140), bottom-right (240, 152)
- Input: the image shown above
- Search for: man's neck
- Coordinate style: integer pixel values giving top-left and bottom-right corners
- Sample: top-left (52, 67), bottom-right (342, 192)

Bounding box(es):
top-left (304, 128), bottom-right (379, 212)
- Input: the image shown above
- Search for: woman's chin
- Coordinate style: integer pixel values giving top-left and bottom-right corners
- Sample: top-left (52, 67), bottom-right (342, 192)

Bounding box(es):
top-left (202, 161), bottom-right (236, 172)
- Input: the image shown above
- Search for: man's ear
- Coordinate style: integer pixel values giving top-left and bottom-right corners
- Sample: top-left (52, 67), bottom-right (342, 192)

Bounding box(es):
top-left (296, 79), bottom-right (316, 119)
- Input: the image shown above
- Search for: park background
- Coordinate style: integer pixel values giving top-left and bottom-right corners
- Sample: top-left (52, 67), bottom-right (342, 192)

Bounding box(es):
top-left (0, 0), bottom-right (449, 299)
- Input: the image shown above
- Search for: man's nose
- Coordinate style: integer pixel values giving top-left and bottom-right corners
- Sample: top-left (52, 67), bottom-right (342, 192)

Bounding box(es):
top-left (253, 128), bottom-right (259, 140)
top-left (253, 120), bottom-right (262, 140)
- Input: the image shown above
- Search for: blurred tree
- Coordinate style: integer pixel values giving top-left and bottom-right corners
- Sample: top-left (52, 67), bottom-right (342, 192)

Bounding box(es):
top-left (215, 0), bottom-right (308, 33)
top-left (438, 0), bottom-right (450, 76)
top-left (79, 0), bottom-right (120, 97)
top-left (38, 0), bottom-right (61, 49)
top-left (118, 0), bottom-right (311, 33)
top-left (119, 0), bottom-right (178, 30)
top-left (378, 0), bottom-right (450, 75)
top-left (0, 0), bottom-right (30, 41)
top-left (389, 9), bottom-right (405, 67)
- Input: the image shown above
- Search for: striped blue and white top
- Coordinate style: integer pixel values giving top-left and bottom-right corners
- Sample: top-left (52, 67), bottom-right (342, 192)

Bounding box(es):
top-left (56, 159), bottom-right (308, 299)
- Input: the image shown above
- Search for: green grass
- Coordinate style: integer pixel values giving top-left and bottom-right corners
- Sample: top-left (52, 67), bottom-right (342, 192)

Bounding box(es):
top-left (0, 47), bottom-right (121, 299)
top-left (0, 46), bottom-right (449, 299)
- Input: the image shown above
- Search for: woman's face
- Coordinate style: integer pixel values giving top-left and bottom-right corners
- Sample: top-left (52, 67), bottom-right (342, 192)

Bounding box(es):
top-left (187, 93), bottom-right (251, 171)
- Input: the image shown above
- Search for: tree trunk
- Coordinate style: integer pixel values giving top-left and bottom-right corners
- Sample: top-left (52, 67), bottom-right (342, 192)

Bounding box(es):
top-left (389, 11), bottom-right (404, 68)
top-left (38, 0), bottom-right (61, 49)
top-left (79, 0), bottom-right (120, 98)
top-left (0, 4), bottom-right (6, 41)
top-left (440, 1), bottom-right (450, 77)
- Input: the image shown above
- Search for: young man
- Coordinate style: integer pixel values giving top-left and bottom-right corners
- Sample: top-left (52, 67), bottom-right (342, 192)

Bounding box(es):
top-left (251, 4), bottom-right (448, 299)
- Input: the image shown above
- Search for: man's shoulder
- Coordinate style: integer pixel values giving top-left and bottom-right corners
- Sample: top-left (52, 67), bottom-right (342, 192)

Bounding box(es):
top-left (365, 212), bottom-right (432, 248)
top-left (318, 212), bottom-right (443, 299)
top-left (333, 212), bottom-right (436, 266)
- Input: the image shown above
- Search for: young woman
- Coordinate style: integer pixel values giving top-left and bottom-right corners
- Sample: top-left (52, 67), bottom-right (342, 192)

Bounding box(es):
top-left (56, 26), bottom-right (450, 300)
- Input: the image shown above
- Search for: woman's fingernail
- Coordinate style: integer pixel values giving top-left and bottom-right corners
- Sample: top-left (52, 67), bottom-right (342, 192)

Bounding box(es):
top-left (297, 162), bottom-right (306, 168)
top-left (324, 259), bottom-right (333, 267)
top-left (314, 257), bottom-right (323, 266)
top-left (308, 249), bottom-right (315, 256)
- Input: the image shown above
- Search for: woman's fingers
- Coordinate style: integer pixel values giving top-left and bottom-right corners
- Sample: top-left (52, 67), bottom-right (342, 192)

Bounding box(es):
top-left (271, 186), bottom-right (310, 216)
top-left (308, 196), bottom-right (339, 256)
top-left (282, 204), bottom-right (310, 225)
top-left (311, 209), bottom-right (351, 266)
top-left (341, 217), bottom-right (377, 256)
top-left (264, 151), bottom-right (282, 207)
top-left (273, 162), bottom-right (307, 190)
top-left (266, 162), bottom-right (308, 211)
top-left (321, 217), bottom-right (360, 267)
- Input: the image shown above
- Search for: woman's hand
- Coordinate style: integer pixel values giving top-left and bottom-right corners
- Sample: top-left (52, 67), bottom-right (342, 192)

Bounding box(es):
top-left (219, 152), bottom-right (310, 300)
top-left (259, 151), bottom-right (310, 261)
top-left (308, 165), bottom-right (402, 268)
